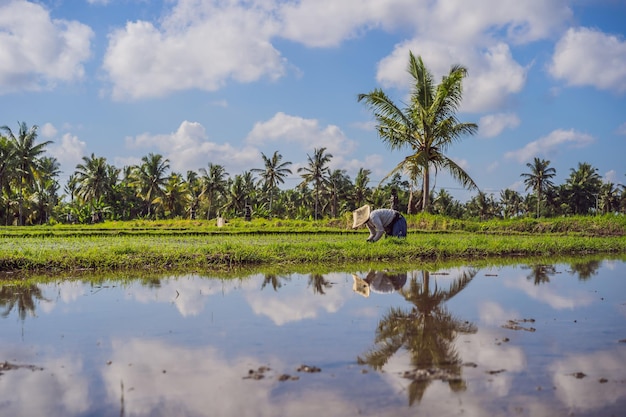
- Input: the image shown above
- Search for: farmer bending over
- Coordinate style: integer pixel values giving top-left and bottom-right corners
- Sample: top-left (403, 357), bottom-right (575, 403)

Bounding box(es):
top-left (352, 205), bottom-right (407, 242)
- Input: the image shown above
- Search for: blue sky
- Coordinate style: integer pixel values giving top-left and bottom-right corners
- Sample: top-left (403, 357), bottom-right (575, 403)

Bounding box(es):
top-left (1, 0), bottom-right (625, 202)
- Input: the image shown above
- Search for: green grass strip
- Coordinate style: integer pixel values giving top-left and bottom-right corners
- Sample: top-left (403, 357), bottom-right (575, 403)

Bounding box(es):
top-left (1, 230), bottom-right (625, 274)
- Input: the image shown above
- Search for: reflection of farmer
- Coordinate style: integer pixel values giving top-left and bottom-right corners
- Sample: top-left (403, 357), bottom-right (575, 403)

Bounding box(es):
top-left (352, 205), bottom-right (407, 242)
top-left (352, 271), bottom-right (407, 297)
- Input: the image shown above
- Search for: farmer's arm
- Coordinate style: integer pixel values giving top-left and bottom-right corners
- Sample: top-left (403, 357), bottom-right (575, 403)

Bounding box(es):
top-left (366, 214), bottom-right (386, 242)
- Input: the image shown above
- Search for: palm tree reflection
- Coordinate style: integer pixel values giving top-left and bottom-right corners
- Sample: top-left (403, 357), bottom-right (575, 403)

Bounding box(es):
top-left (0, 284), bottom-right (48, 320)
top-left (261, 273), bottom-right (291, 291)
top-left (357, 269), bottom-right (477, 405)
top-left (524, 264), bottom-right (556, 285)
top-left (569, 259), bottom-right (601, 281)
top-left (308, 273), bottom-right (332, 295)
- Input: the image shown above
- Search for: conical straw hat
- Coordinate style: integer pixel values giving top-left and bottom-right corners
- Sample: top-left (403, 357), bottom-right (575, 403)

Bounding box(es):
top-left (352, 205), bottom-right (370, 229)
top-left (352, 274), bottom-right (370, 298)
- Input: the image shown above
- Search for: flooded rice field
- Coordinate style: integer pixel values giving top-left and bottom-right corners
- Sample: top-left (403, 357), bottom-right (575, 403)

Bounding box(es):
top-left (1, 258), bottom-right (625, 417)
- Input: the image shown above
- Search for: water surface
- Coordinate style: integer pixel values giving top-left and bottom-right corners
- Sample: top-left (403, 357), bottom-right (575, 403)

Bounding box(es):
top-left (1, 259), bottom-right (625, 417)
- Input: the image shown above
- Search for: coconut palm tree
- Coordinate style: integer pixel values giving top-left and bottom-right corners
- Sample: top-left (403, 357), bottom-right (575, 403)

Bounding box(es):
top-left (185, 170), bottom-right (202, 219)
top-left (563, 162), bottom-right (602, 215)
top-left (32, 156), bottom-right (60, 224)
top-left (432, 188), bottom-right (454, 216)
top-left (156, 172), bottom-right (188, 218)
top-left (223, 174), bottom-right (249, 217)
top-left (520, 157), bottom-right (556, 218)
top-left (74, 153), bottom-right (110, 207)
top-left (0, 136), bottom-right (16, 224)
top-left (199, 163), bottom-right (229, 219)
top-left (352, 168), bottom-right (371, 209)
top-left (325, 169), bottom-right (351, 218)
top-left (499, 188), bottom-right (523, 219)
top-left (298, 147), bottom-right (332, 220)
top-left (358, 52), bottom-right (478, 212)
top-left (1, 122), bottom-right (52, 225)
top-left (598, 181), bottom-right (620, 214)
top-left (251, 151), bottom-right (292, 217)
top-left (131, 153), bottom-right (170, 218)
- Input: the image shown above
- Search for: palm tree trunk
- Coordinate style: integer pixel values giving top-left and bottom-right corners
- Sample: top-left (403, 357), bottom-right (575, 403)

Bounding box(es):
top-left (536, 189), bottom-right (541, 218)
top-left (422, 165), bottom-right (430, 213)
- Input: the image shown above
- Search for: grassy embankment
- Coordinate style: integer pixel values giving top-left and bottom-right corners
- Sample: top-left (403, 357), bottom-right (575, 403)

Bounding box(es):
top-left (1, 213), bottom-right (625, 275)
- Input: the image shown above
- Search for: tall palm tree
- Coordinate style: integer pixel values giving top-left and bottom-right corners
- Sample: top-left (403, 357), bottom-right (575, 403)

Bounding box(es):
top-left (33, 156), bottom-right (60, 224)
top-left (352, 168), bottom-right (371, 209)
top-left (251, 151), bottom-right (292, 217)
top-left (358, 52), bottom-right (478, 212)
top-left (298, 147), bottom-right (332, 220)
top-left (223, 174), bottom-right (248, 216)
top-left (432, 189), bottom-right (454, 216)
top-left (520, 157), bottom-right (556, 218)
top-left (199, 163), bottom-right (228, 219)
top-left (325, 169), bottom-right (351, 218)
top-left (131, 153), bottom-right (170, 218)
top-left (185, 170), bottom-right (202, 219)
top-left (0, 136), bottom-right (16, 225)
top-left (564, 162), bottom-right (602, 215)
top-left (1, 122), bottom-right (52, 225)
top-left (499, 188), bottom-right (523, 219)
top-left (74, 153), bottom-right (110, 206)
top-left (156, 172), bottom-right (188, 218)
top-left (598, 182), bottom-right (620, 214)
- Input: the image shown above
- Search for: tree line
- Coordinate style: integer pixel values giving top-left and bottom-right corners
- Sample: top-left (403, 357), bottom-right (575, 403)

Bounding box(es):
top-left (0, 120), bottom-right (623, 226)
top-left (1, 52), bottom-right (624, 225)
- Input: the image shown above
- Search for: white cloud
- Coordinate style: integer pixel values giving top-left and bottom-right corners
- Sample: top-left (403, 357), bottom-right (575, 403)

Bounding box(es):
top-left (351, 120), bottom-right (377, 131)
top-left (0, 0), bottom-right (93, 94)
top-left (603, 170), bottom-right (617, 184)
top-left (210, 99), bottom-right (229, 108)
top-left (245, 112), bottom-right (357, 157)
top-left (103, 0), bottom-right (286, 100)
top-left (103, 338), bottom-right (357, 417)
top-left (505, 272), bottom-right (595, 310)
top-left (377, 40), bottom-right (528, 112)
top-left (425, 0), bottom-right (571, 45)
top-left (40, 123), bottom-right (58, 138)
top-left (504, 129), bottom-right (595, 163)
top-left (549, 27), bottom-right (626, 93)
top-left (48, 133), bottom-right (88, 174)
top-left (479, 113), bottom-right (521, 138)
top-left (125, 120), bottom-right (259, 174)
top-left (279, 0), bottom-right (570, 48)
top-left (100, 0), bottom-right (572, 104)
top-left (551, 349), bottom-right (626, 411)
top-left (277, 0), bottom-right (421, 48)
top-left (0, 354), bottom-right (89, 417)
top-left (369, 0), bottom-right (571, 112)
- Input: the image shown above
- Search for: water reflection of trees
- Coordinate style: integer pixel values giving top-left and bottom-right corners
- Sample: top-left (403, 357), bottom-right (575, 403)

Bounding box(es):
top-left (261, 273), bottom-right (332, 295)
top-left (569, 259), bottom-right (601, 280)
top-left (358, 269), bottom-right (477, 405)
top-left (524, 264), bottom-right (557, 285)
top-left (260, 274), bottom-right (291, 291)
top-left (0, 284), bottom-right (48, 320)
top-left (308, 273), bottom-right (332, 294)
top-left (524, 259), bottom-right (602, 284)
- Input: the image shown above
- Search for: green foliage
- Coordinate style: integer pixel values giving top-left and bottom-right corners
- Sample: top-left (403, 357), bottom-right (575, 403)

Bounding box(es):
top-left (0, 215), bottom-right (624, 274)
